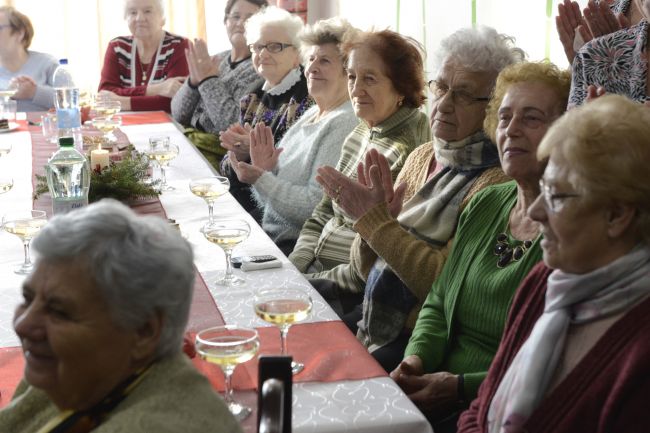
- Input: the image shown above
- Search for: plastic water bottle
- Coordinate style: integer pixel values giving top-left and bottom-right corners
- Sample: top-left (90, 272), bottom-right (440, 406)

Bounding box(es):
top-left (46, 137), bottom-right (90, 215)
top-left (52, 59), bottom-right (82, 149)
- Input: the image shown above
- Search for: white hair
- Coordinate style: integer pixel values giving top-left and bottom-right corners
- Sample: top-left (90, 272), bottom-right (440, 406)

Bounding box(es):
top-left (298, 17), bottom-right (356, 64)
top-left (245, 5), bottom-right (304, 48)
top-left (434, 25), bottom-right (526, 75)
top-left (123, 0), bottom-right (165, 20)
top-left (32, 199), bottom-right (194, 359)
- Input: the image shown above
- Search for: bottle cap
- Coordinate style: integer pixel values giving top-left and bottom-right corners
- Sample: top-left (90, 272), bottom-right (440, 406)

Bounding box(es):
top-left (59, 137), bottom-right (74, 147)
top-left (59, 58), bottom-right (69, 65)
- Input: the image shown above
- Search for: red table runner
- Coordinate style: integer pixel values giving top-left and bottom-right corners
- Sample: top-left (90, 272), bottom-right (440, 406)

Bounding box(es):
top-left (0, 114), bottom-right (386, 407)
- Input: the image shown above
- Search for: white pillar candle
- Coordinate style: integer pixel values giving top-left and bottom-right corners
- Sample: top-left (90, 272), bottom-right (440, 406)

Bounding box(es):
top-left (90, 149), bottom-right (110, 172)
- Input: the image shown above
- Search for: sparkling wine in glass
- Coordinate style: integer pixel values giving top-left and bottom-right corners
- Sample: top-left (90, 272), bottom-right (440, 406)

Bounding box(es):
top-left (190, 176), bottom-right (230, 223)
top-left (195, 326), bottom-right (259, 420)
top-left (93, 99), bottom-right (121, 118)
top-left (254, 287), bottom-right (313, 374)
top-left (146, 136), bottom-right (178, 191)
top-left (92, 115), bottom-right (122, 143)
top-left (0, 177), bottom-right (13, 194)
top-left (202, 219), bottom-right (250, 286)
top-left (2, 210), bottom-right (47, 274)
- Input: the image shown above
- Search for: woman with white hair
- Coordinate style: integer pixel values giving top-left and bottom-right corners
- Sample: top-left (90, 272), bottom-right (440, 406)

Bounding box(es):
top-left (0, 200), bottom-right (241, 433)
top-left (229, 17), bottom-right (359, 254)
top-left (220, 5), bottom-right (313, 220)
top-left (98, 0), bottom-right (189, 112)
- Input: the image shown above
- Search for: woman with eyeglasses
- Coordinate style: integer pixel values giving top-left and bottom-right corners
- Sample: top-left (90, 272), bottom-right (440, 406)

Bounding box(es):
top-left (387, 62), bottom-right (571, 432)
top-left (458, 95), bottom-right (650, 433)
top-left (171, 0), bottom-right (266, 168)
top-left (311, 27), bottom-right (520, 373)
top-left (0, 6), bottom-right (58, 111)
top-left (219, 5), bottom-right (312, 220)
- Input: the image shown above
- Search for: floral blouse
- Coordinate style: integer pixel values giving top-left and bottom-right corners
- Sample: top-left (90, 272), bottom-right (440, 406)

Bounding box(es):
top-left (569, 19), bottom-right (649, 107)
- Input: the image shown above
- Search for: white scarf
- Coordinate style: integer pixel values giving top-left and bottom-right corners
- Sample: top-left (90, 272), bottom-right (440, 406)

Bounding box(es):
top-left (487, 245), bottom-right (650, 433)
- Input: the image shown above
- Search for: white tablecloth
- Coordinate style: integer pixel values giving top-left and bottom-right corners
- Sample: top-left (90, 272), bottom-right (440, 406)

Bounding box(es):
top-left (0, 118), bottom-right (432, 433)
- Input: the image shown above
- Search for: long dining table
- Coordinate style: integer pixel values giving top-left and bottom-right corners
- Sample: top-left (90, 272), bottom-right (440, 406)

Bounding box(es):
top-left (0, 111), bottom-right (433, 433)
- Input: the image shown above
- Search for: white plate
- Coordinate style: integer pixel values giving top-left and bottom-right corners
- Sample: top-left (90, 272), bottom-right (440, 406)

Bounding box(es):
top-left (0, 122), bottom-right (19, 133)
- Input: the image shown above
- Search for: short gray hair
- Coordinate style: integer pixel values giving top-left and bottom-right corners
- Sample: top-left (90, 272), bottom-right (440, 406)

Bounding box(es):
top-left (32, 199), bottom-right (194, 359)
top-left (298, 17), bottom-right (356, 64)
top-left (434, 25), bottom-right (526, 75)
top-left (245, 5), bottom-right (304, 49)
top-left (123, 0), bottom-right (165, 20)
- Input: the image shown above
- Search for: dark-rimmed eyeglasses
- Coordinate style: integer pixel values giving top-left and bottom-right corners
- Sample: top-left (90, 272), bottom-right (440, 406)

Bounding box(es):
top-left (539, 179), bottom-right (581, 213)
top-left (427, 80), bottom-right (490, 106)
top-left (248, 42), bottom-right (294, 54)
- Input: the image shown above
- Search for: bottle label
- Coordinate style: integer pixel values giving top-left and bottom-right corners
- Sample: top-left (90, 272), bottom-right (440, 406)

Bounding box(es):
top-left (56, 108), bottom-right (81, 130)
top-left (52, 197), bottom-right (88, 215)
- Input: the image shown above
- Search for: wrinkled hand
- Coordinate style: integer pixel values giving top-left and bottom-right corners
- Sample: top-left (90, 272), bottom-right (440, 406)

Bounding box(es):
top-left (249, 123), bottom-right (282, 172)
top-left (585, 84), bottom-right (607, 102)
top-left (145, 76), bottom-right (186, 98)
top-left (316, 148), bottom-right (406, 219)
top-left (556, 0), bottom-right (588, 63)
top-left (391, 357), bottom-right (459, 413)
top-left (390, 355), bottom-right (424, 389)
top-left (96, 90), bottom-right (131, 111)
top-left (583, 0), bottom-right (629, 40)
top-left (186, 38), bottom-right (221, 86)
top-left (228, 150), bottom-right (264, 184)
top-left (9, 76), bottom-right (37, 100)
top-left (220, 123), bottom-right (252, 161)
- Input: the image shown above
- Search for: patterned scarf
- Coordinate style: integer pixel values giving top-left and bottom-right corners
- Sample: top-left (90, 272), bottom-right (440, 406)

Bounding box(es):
top-left (35, 364), bottom-right (153, 433)
top-left (360, 132), bottom-right (499, 350)
top-left (487, 246), bottom-right (650, 433)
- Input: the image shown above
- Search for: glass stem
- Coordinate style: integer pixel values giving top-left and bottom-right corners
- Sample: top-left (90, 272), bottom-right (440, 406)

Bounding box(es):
top-left (279, 325), bottom-right (290, 356)
top-left (208, 201), bottom-right (214, 223)
top-left (160, 164), bottom-right (167, 187)
top-left (223, 368), bottom-right (235, 405)
top-left (224, 249), bottom-right (233, 280)
top-left (22, 240), bottom-right (31, 268)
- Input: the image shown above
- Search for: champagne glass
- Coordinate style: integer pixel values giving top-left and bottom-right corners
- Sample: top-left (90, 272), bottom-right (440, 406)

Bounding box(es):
top-left (190, 176), bottom-right (230, 223)
top-left (2, 210), bottom-right (47, 274)
top-left (0, 177), bottom-right (13, 194)
top-left (0, 142), bottom-right (11, 157)
top-left (93, 99), bottom-right (121, 118)
top-left (195, 326), bottom-right (259, 420)
top-left (146, 136), bottom-right (178, 191)
top-left (254, 287), bottom-right (313, 374)
top-left (202, 219), bottom-right (250, 286)
top-left (92, 115), bottom-right (122, 143)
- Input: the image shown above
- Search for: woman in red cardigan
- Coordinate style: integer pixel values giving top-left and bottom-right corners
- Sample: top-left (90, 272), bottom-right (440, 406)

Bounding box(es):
top-left (458, 95), bottom-right (650, 433)
top-left (97, 0), bottom-right (189, 112)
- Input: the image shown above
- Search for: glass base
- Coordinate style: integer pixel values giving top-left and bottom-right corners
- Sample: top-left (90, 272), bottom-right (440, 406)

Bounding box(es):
top-left (213, 270), bottom-right (246, 287)
top-left (13, 262), bottom-right (33, 275)
top-left (159, 184), bottom-right (175, 191)
top-left (227, 401), bottom-right (252, 421)
top-left (291, 361), bottom-right (304, 375)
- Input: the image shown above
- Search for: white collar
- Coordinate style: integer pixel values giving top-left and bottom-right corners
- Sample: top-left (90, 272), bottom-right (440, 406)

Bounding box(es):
top-left (263, 67), bottom-right (302, 95)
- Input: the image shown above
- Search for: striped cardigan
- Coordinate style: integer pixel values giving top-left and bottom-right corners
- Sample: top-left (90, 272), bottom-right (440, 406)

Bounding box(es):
top-left (98, 31), bottom-right (189, 112)
top-left (288, 106), bottom-right (431, 289)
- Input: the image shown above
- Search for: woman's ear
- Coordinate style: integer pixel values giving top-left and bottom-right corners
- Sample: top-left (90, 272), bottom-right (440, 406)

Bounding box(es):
top-left (606, 202), bottom-right (636, 239)
top-left (131, 310), bottom-right (164, 361)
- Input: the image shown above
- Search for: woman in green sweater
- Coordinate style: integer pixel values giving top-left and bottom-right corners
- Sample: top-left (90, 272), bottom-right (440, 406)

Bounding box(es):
top-left (389, 62), bottom-right (571, 432)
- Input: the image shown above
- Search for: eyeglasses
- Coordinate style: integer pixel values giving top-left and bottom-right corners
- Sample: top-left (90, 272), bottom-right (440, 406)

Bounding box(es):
top-left (428, 80), bottom-right (490, 106)
top-left (539, 179), bottom-right (581, 213)
top-left (226, 13), bottom-right (254, 24)
top-left (248, 42), bottom-right (293, 54)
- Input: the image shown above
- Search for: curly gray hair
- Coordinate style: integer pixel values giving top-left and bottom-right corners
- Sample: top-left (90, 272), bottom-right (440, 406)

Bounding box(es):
top-left (434, 25), bottom-right (526, 75)
top-left (32, 199), bottom-right (194, 359)
top-left (298, 17), bottom-right (357, 64)
top-left (245, 5), bottom-right (304, 49)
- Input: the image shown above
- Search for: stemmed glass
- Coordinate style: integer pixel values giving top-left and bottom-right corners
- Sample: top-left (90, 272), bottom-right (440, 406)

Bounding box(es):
top-left (146, 136), bottom-right (178, 191)
top-left (195, 325), bottom-right (259, 420)
top-left (202, 219), bottom-right (250, 286)
top-left (91, 115), bottom-right (122, 143)
top-left (93, 99), bottom-right (121, 118)
top-left (190, 176), bottom-right (230, 223)
top-left (254, 287), bottom-right (313, 374)
top-left (2, 210), bottom-right (47, 274)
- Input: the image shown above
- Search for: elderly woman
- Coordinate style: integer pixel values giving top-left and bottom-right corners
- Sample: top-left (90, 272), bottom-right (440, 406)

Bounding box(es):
top-left (314, 26), bottom-right (522, 371)
top-left (458, 95), bottom-right (650, 433)
top-left (0, 6), bottom-right (58, 112)
top-left (170, 0), bottom-right (266, 168)
top-left (98, 0), bottom-right (189, 112)
top-left (569, 0), bottom-right (650, 106)
top-left (389, 62), bottom-right (571, 432)
top-left (220, 5), bottom-right (312, 219)
top-left (288, 29), bottom-right (431, 279)
top-left (0, 200), bottom-right (241, 433)
top-left (228, 18), bottom-right (358, 254)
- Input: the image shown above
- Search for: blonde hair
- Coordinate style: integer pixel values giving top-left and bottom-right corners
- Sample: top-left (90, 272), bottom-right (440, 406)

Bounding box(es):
top-left (484, 61), bottom-right (571, 142)
top-left (538, 94), bottom-right (650, 244)
top-left (0, 6), bottom-right (34, 49)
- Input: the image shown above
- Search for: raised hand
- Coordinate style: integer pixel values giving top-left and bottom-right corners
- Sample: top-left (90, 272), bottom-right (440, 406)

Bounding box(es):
top-left (220, 123), bottom-right (252, 161)
top-left (583, 0), bottom-right (629, 39)
top-left (186, 38), bottom-right (221, 86)
top-left (556, 0), bottom-right (587, 63)
top-left (249, 123), bottom-right (283, 172)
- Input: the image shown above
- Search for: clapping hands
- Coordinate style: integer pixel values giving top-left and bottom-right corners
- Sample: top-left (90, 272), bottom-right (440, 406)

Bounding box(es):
top-left (186, 38), bottom-right (221, 86)
top-left (229, 123), bottom-right (283, 184)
